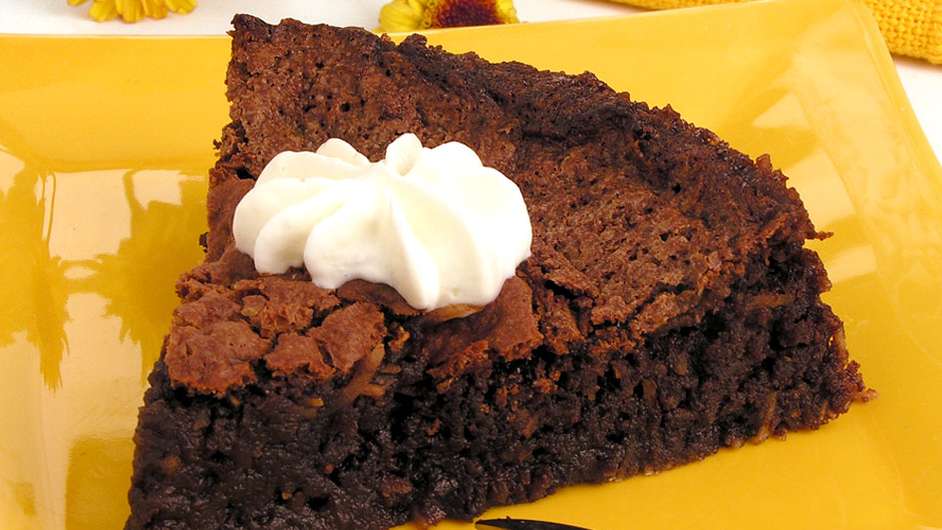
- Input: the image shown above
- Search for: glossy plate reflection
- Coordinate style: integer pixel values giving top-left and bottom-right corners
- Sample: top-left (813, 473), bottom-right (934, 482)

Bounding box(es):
top-left (0, 0), bottom-right (940, 528)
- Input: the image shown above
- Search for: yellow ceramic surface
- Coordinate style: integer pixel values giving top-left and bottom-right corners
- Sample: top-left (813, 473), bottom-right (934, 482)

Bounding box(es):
top-left (1, 0), bottom-right (940, 528)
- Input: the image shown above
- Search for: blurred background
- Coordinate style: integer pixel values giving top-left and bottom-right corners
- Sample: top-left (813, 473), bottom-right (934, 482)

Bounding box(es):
top-left (3, 0), bottom-right (939, 161)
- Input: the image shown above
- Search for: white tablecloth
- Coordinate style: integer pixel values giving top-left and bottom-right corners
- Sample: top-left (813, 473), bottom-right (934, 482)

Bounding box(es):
top-left (5, 0), bottom-right (941, 162)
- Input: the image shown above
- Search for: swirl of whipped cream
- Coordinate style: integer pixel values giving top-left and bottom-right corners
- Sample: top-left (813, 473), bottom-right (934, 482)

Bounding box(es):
top-left (232, 134), bottom-right (532, 311)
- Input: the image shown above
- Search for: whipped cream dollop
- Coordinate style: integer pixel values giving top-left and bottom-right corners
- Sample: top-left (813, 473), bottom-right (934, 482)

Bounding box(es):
top-left (232, 134), bottom-right (532, 311)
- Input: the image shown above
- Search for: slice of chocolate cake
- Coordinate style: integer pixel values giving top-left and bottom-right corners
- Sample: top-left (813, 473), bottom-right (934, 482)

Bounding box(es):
top-left (125, 15), bottom-right (868, 530)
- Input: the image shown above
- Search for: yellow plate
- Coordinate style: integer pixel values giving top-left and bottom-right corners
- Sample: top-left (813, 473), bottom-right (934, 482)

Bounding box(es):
top-left (1, 0), bottom-right (940, 528)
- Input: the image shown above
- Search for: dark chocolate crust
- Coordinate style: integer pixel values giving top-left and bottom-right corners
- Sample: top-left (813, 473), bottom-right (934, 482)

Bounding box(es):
top-left (126, 15), bottom-right (866, 530)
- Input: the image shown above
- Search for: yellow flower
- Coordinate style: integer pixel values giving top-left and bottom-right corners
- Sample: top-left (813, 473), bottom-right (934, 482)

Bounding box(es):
top-left (379, 0), bottom-right (519, 32)
top-left (68, 0), bottom-right (196, 23)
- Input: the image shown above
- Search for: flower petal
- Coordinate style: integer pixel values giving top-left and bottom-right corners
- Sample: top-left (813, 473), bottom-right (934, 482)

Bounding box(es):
top-left (379, 0), bottom-right (429, 32)
top-left (141, 0), bottom-right (167, 18)
top-left (494, 0), bottom-right (519, 23)
top-left (89, 0), bottom-right (118, 21)
top-left (67, 0), bottom-right (89, 6)
top-left (115, 0), bottom-right (145, 22)
top-left (164, 0), bottom-right (196, 14)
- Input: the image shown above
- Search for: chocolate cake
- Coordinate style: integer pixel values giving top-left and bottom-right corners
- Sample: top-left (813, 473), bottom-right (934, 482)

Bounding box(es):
top-left (125, 15), bottom-right (868, 530)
